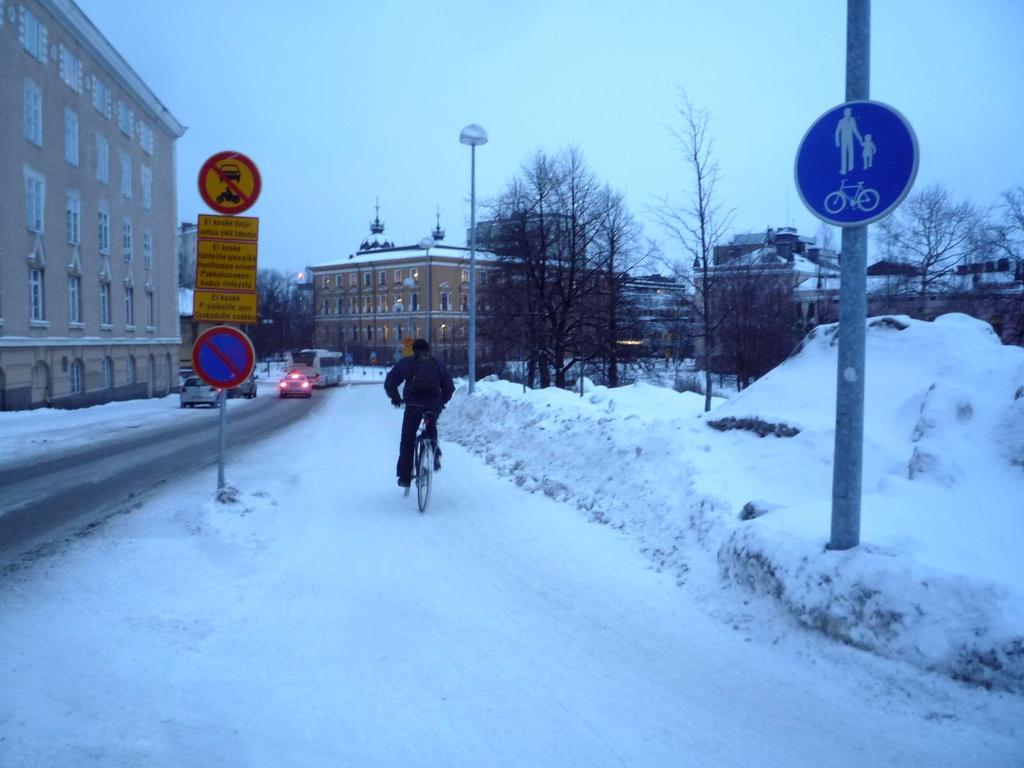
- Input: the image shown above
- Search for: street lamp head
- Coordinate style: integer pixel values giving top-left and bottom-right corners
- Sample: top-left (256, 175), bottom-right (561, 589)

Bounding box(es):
top-left (459, 124), bottom-right (488, 147)
top-left (418, 236), bottom-right (436, 250)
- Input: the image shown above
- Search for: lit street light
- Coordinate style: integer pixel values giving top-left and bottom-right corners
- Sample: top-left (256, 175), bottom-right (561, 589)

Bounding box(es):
top-left (459, 123), bottom-right (487, 393)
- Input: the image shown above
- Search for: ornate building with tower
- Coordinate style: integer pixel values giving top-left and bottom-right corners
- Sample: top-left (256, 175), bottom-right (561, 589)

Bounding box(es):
top-left (308, 205), bottom-right (496, 372)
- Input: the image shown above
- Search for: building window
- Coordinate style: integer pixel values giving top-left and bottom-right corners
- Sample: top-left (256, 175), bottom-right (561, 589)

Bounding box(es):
top-left (410, 293), bottom-right (419, 312)
top-left (98, 205), bottom-right (110, 254)
top-left (68, 275), bottom-right (81, 323)
top-left (103, 357), bottom-right (114, 389)
top-left (23, 79), bottom-right (42, 145)
top-left (350, 298), bottom-right (357, 314)
top-left (321, 298), bottom-right (329, 315)
top-left (25, 169), bottom-right (45, 232)
top-left (59, 45), bottom-right (83, 93)
top-left (139, 122), bottom-right (154, 155)
top-left (321, 276), bottom-right (329, 288)
top-left (143, 231), bottom-right (153, 267)
top-left (479, 270), bottom-right (487, 286)
top-left (335, 275), bottom-right (343, 288)
top-left (100, 282), bottom-right (111, 325)
top-left (120, 152), bottom-right (132, 198)
top-left (66, 191), bottom-right (80, 244)
top-left (440, 292), bottom-right (450, 311)
top-left (363, 272), bottom-right (371, 287)
top-left (411, 268), bottom-right (419, 283)
top-left (363, 297), bottom-right (371, 313)
top-left (394, 269), bottom-right (403, 284)
top-left (461, 269), bottom-right (469, 283)
top-left (366, 325), bottom-right (372, 341)
top-left (70, 359), bottom-right (84, 394)
top-left (141, 165), bottom-right (152, 210)
top-left (461, 295), bottom-right (468, 312)
top-left (64, 108), bottom-right (79, 165)
top-left (117, 101), bottom-right (134, 137)
top-left (96, 133), bottom-right (109, 183)
top-left (377, 295), bottom-right (386, 313)
top-left (349, 272), bottom-right (357, 287)
top-left (29, 269), bottom-right (45, 321)
top-left (126, 356), bottom-right (136, 385)
top-left (124, 286), bottom-right (135, 326)
top-left (379, 271), bottom-right (387, 286)
top-left (122, 219), bottom-right (133, 261)
top-left (19, 6), bottom-right (47, 62)
top-left (146, 290), bottom-right (155, 328)
top-left (336, 297), bottom-right (344, 314)
top-left (91, 76), bottom-right (112, 119)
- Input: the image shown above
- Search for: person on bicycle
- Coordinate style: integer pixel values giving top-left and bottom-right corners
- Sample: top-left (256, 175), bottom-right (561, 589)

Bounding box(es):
top-left (384, 338), bottom-right (455, 488)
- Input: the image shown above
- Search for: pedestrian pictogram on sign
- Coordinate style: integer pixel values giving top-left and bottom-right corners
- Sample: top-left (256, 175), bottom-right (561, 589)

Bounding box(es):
top-left (198, 151), bottom-right (262, 215)
top-left (192, 326), bottom-right (256, 389)
top-left (795, 100), bottom-right (918, 227)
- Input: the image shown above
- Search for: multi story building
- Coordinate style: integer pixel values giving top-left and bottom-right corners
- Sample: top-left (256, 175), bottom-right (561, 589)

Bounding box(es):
top-left (309, 209), bottom-right (495, 371)
top-left (1, 0), bottom-right (185, 410)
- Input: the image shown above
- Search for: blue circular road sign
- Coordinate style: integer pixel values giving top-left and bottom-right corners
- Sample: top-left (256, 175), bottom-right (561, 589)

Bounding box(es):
top-left (795, 100), bottom-right (918, 227)
top-left (192, 326), bottom-right (255, 389)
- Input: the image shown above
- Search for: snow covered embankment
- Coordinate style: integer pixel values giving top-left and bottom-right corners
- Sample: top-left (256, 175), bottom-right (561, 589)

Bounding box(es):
top-left (445, 315), bottom-right (1024, 694)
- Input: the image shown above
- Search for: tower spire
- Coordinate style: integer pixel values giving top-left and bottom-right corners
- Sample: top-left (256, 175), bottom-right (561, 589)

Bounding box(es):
top-left (370, 197), bottom-right (385, 234)
top-left (431, 205), bottom-right (445, 241)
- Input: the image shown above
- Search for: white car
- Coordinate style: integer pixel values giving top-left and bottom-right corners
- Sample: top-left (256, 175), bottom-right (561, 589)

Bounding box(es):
top-left (179, 376), bottom-right (220, 408)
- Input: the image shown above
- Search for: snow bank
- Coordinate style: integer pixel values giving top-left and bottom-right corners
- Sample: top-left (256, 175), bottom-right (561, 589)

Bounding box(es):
top-left (445, 314), bottom-right (1024, 693)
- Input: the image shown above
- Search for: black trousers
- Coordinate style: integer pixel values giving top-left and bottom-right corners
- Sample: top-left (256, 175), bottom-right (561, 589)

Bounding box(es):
top-left (397, 405), bottom-right (441, 483)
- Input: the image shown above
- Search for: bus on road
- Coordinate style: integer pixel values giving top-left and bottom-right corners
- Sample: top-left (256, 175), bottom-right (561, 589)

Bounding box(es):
top-left (285, 349), bottom-right (346, 388)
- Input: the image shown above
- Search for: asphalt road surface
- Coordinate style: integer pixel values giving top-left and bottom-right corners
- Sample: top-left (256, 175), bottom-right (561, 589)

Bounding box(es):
top-left (0, 390), bottom-right (325, 555)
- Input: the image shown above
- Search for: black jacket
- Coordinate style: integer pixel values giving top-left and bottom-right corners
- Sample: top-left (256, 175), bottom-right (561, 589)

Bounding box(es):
top-left (384, 352), bottom-right (456, 410)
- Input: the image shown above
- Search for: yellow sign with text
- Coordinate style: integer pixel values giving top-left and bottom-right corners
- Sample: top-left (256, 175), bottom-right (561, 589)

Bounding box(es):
top-left (193, 290), bottom-right (258, 324)
top-left (198, 214), bottom-right (259, 242)
top-left (196, 240), bottom-right (258, 291)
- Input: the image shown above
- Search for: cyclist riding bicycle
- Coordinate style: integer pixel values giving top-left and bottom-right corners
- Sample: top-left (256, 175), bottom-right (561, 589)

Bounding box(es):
top-left (384, 338), bottom-right (455, 488)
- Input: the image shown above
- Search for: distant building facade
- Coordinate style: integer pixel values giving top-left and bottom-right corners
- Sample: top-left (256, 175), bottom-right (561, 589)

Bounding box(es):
top-left (308, 208), bottom-right (496, 371)
top-left (0, 0), bottom-right (186, 409)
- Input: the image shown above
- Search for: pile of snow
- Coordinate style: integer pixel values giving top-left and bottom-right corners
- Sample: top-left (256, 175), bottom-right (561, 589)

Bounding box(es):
top-left (445, 314), bottom-right (1024, 692)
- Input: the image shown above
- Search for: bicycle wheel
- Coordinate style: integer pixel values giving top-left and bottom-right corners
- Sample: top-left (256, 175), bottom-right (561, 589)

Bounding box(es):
top-left (856, 188), bottom-right (880, 212)
top-left (824, 191), bottom-right (846, 214)
top-left (416, 438), bottom-right (433, 513)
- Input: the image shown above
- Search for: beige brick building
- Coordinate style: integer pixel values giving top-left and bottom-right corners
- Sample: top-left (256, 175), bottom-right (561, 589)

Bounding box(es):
top-left (309, 214), bottom-right (495, 371)
top-left (1, 0), bottom-right (185, 410)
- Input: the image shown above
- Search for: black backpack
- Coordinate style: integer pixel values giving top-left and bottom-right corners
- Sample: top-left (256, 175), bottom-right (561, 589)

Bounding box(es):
top-left (406, 354), bottom-right (442, 398)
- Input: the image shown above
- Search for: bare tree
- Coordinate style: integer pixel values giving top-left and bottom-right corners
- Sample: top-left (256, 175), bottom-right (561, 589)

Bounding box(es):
top-left (654, 90), bottom-right (734, 412)
top-left (589, 187), bottom-right (651, 386)
top-left (876, 185), bottom-right (980, 315)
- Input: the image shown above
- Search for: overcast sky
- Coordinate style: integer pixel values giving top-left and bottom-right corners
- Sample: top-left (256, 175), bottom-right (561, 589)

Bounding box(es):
top-left (77, 0), bottom-right (1024, 275)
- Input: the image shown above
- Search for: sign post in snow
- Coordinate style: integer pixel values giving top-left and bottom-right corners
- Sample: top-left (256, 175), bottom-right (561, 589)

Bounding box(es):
top-left (192, 326), bottom-right (256, 493)
top-left (794, 0), bottom-right (917, 551)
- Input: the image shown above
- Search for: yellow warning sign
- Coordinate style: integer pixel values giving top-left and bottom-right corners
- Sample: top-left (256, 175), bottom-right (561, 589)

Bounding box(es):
top-left (198, 214), bottom-right (259, 241)
top-left (193, 290), bottom-right (258, 324)
top-left (196, 240), bottom-right (258, 291)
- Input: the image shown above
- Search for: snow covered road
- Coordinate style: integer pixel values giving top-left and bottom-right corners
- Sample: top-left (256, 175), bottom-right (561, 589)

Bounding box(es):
top-left (1, 384), bottom-right (1020, 766)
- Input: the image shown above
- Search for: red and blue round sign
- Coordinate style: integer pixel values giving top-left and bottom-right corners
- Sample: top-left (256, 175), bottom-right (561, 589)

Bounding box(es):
top-left (192, 326), bottom-right (255, 389)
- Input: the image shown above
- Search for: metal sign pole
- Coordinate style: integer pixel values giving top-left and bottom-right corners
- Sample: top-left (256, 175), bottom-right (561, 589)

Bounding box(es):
top-left (830, 0), bottom-right (870, 550)
top-left (217, 389), bottom-right (227, 490)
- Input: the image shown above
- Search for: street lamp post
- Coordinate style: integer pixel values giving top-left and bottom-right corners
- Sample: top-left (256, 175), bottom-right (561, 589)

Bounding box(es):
top-left (418, 236), bottom-right (435, 344)
top-left (459, 123), bottom-right (487, 393)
